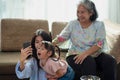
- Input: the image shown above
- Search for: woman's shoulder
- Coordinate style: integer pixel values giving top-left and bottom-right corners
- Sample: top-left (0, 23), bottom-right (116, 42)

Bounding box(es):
top-left (92, 20), bottom-right (105, 28)
top-left (69, 19), bottom-right (79, 24)
top-left (25, 57), bottom-right (37, 64)
top-left (93, 20), bottom-right (104, 24)
top-left (67, 19), bottom-right (79, 27)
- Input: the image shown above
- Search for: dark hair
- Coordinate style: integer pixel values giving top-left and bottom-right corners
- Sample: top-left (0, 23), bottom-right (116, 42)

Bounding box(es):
top-left (31, 29), bottom-right (52, 68)
top-left (78, 0), bottom-right (98, 21)
top-left (42, 41), bottom-right (60, 61)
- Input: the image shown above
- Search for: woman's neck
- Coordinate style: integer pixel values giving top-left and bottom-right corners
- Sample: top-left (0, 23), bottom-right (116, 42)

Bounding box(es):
top-left (80, 21), bottom-right (92, 29)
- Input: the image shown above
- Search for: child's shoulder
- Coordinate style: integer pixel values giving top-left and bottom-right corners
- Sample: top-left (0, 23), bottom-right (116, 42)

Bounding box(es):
top-left (45, 58), bottom-right (58, 67)
top-left (49, 58), bottom-right (68, 66)
top-left (47, 58), bottom-right (59, 63)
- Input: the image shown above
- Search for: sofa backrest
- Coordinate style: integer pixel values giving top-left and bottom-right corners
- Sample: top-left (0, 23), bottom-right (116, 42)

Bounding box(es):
top-left (1, 19), bottom-right (49, 51)
top-left (51, 22), bottom-right (68, 39)
top-left (104, 20), bottom-right (120, 63)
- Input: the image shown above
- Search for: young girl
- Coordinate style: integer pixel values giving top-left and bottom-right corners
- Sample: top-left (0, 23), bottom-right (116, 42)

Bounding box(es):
top-left (37, 41), bottom-right (74, 80)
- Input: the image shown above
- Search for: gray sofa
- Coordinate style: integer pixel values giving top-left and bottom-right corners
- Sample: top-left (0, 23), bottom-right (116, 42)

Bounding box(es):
top-left (0, 19), bottom-right (120, 80)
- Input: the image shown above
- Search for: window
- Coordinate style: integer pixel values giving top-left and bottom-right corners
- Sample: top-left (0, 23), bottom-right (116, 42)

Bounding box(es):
top-left (0, 0), bottom-right (108, 21)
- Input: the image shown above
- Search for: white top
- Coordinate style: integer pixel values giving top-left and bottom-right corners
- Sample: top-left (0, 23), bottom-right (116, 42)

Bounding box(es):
top-left (58, 20), bottom-right (108, 57)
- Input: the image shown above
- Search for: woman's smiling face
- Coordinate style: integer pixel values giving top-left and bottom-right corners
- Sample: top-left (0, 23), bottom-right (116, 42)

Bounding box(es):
top-left (77, 5), bottom-right (92, 22)
top-left (35, 36), bottom-right (43, 49)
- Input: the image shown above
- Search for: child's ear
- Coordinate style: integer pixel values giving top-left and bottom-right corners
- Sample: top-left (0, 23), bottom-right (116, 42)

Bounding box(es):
top-left (47, 51), bottom-right (52, 57)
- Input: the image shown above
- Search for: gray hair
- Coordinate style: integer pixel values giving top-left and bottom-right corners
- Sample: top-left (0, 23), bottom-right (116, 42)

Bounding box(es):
top-left (78, 0), bottom-right (98, 21)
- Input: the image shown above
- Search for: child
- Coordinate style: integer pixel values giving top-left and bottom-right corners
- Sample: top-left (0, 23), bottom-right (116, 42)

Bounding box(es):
top-left (37, 41), bottom-right (75, 80)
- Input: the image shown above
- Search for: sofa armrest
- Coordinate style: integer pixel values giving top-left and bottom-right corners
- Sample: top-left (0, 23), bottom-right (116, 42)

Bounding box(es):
top-left (104, 19), bottom-right (120, 63)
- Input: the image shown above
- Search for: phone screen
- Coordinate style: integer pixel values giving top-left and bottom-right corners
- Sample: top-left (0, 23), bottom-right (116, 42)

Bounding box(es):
top-left (23, 42), bottom-right (31, 49)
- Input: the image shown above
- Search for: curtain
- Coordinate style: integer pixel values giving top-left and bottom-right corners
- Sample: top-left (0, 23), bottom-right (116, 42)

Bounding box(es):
top-left (109, 0), bottom-right (120, 24)
top-left (0, 0), bottom-right (24, 18)
top-left (0, 0), bottom-right (109, 21)
top-left (0, 0), bottom-right (110, 31)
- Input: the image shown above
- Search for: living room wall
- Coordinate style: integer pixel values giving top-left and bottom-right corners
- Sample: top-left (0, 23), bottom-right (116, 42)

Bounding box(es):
top-left (0, 0), bottom-right (109, 21)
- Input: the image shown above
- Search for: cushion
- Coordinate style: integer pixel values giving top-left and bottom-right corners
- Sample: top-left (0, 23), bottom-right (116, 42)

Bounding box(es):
top-left (104, 20), bottom-right (120, 63)
top-left (1, 19), bottom-right (49, 51)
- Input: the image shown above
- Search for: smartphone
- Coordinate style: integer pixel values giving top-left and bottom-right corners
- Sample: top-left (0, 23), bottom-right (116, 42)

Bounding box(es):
top-left (23, 42), bottom-right (31, 49)
top-left (23, 42), bottom-right (32, 59)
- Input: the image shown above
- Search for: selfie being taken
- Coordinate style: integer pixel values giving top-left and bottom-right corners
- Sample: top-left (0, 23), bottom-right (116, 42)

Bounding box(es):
top-left (0, 0), bottom-right (120, 80)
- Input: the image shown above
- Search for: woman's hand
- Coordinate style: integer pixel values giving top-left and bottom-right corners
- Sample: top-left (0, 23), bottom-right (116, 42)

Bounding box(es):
top-left (20, 46), bottom-right (32, 62)
top-left (74, 52), bottom-right (89, 64)
top-left (19, 46), bottom-right (32, 71)
top-left (73, 45), bottom-right (100, 64)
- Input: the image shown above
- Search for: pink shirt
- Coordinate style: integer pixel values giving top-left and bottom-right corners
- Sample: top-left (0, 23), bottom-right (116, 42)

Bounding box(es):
top-left (40, 58), bottom-right (68, 75)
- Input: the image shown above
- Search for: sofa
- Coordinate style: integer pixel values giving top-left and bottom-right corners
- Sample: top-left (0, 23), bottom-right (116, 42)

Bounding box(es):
top-left (0, 19), bottom-right (49, 80)
top-left (0, 18), bottom-right (120, 80)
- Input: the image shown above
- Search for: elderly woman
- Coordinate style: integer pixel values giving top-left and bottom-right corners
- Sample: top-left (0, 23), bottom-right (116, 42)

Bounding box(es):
top-left (52, 0), bottom-right (117, 80)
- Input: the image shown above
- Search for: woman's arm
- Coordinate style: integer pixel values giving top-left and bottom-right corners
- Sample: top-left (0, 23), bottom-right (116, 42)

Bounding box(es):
top-left (15, 60), bottom-right (33, 79)
top-left (52, 36), bottom-right (66, 45)
top-left (20, 46), bottom-right (32, 70)
top-left (52, 21), bottom-right (72, 45)
top-left (74, 45), bottom-right (100, 64)
top-left (15, 47), bottom-right (33, 79)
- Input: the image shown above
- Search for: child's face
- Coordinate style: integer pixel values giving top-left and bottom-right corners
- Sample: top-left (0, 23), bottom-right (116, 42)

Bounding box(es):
top-left (37, 44), bottom-right (50, 60)
top-left (35, 36), bottom-right (43, 49)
